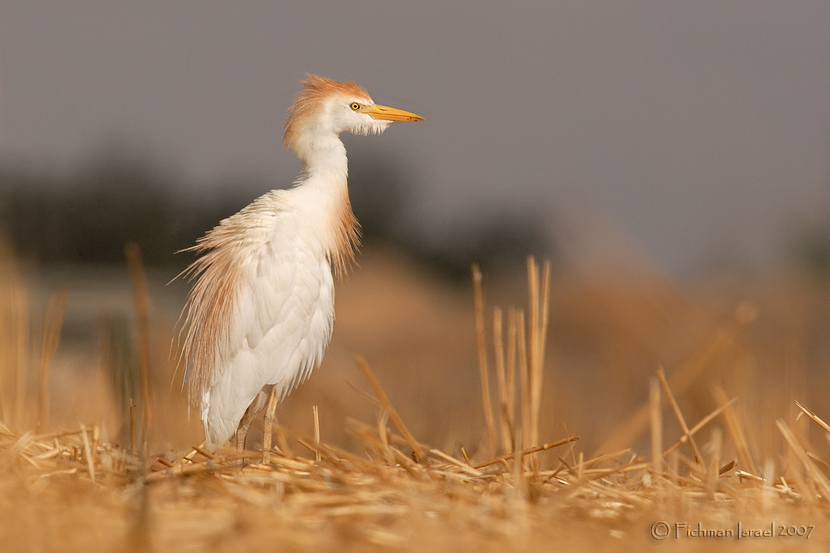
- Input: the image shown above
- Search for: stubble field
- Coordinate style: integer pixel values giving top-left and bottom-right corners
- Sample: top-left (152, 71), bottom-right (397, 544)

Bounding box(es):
top-left (2, 243), bottom-right (830, 552)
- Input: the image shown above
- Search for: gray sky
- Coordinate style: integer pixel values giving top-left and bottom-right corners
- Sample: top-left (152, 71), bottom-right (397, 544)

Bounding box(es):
top-left (1, 1), bottom-right (829, 274)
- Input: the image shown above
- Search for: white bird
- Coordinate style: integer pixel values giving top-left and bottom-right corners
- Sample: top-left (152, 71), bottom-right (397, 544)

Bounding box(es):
top-left (181, 74), bottom-right (423, 449)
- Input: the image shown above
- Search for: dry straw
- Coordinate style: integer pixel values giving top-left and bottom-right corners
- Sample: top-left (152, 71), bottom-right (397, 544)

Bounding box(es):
top-left (37, 288), bottom-right (68, 431)
top-left (474, 257), bottom-right (552, 460)
top-left (125, 243), bottom-right (153, 454)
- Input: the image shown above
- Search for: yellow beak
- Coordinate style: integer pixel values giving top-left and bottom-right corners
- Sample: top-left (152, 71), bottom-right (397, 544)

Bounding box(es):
top-left (364, 104), bottom-right (424, 122)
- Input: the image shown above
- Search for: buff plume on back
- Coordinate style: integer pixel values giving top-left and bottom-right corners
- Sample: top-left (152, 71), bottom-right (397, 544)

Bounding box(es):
top-left (179, 74), bottom-right (423, 448)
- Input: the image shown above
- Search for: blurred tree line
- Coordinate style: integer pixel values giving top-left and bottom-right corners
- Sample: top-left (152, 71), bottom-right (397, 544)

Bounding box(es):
top-left (0, 150), bottom-right (554, 279)
top-left (0, 154), bottom-right (238, 269)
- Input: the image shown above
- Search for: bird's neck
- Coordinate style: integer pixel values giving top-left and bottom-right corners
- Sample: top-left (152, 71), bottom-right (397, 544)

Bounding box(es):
top-left (293, 134), bottom-right (360, 277)
top-left (299, 134), bottom-right (348, 182)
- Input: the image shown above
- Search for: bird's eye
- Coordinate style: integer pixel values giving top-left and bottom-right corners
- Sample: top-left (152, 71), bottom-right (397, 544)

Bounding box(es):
top-left (350, 102), bottom-right (361, 111)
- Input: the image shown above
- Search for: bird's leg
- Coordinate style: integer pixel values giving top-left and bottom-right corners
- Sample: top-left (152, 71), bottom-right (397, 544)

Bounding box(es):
top-left (236, 419), bottom-right (250, 454)
top-left (235, 405), bottom-right (259, 457)
top-left (262, 386), bottom-right (280, 464)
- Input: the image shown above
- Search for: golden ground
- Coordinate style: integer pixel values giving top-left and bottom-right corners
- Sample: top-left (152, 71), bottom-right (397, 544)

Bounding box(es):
top-left (2, 245), bottom-right (830, 551)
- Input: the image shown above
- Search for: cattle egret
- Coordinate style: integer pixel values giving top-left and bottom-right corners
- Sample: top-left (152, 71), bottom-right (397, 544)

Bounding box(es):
top-left (181, 75), bottom-right (423, 449)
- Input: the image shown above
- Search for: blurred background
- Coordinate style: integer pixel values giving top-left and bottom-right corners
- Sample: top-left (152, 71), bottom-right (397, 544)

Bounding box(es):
top-left (1, 2), bottom-right (830, 460)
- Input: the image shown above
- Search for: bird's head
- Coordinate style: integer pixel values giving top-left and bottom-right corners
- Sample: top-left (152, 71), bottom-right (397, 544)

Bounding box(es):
top-left (284, 74), bottom-right (423, 159)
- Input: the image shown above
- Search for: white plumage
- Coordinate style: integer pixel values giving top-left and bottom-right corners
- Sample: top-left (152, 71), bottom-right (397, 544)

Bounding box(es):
top-left (180, 75), bottom-right (423, 448)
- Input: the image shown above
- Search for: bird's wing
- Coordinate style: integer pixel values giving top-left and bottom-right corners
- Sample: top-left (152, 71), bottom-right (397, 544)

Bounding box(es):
top-left (199, 235), bottom-right (334, 445)
top-left (180, 190), bottom-right (331, 409)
